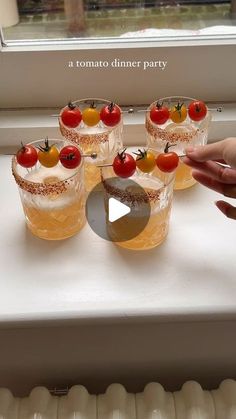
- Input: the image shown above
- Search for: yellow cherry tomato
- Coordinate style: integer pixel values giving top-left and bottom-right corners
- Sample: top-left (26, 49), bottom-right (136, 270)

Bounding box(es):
top-left (170, 102), bottom-right (187, 124)
top-left (38, 139), bottom-right (59, 168)
top-left (82, 104), bottom-right (100, 127)
top-left (135, 149), bottom-right (156, 173)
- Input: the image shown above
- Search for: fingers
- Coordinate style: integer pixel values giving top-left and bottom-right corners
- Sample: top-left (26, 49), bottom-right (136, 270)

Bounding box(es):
top-left (191, 170), bottom-right (224, 194)
top-left (191, 170), bottom-right (236, 198)
top-left (185, 138), bottom-right (236, 168)
top-left (182, 157), bottom-right (236, 184)
top-left (215, 200), bottom-right (236, 220)
top-left (183, 138), bottom-right (236, 220)
top-left (185, 140), bottom-right (228, 162)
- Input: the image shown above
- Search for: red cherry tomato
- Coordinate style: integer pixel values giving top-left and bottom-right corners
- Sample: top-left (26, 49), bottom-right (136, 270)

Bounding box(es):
top-left (16, 144), bottom-right (38, 168)
top-left (59, 145), bottom-right (81, 169)
top-left (113, 150), bottom-right (136, 178)
top-left (150, 102), bottom-right (170, 125)
top-left (100, 102), bottom-right (121, 127)
top-left (188, 100), bottom-right (207, 122)
top-left (60, 102), bottom-right (82, 128)
top-left (156, 143), bottom-right (179, 173)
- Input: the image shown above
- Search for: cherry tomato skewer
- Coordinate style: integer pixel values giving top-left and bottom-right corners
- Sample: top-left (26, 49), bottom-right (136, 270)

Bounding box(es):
top-left (81, 152), bottom-right (97, 159)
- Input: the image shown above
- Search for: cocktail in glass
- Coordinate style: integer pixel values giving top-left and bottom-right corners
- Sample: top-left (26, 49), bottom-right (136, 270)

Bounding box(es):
top-left (12, 139), bottom-right (86, 240)
top-left (146, 96), bottom-right (211, 190)
top-left (101, 159), bottom-right (175, 250)
top-left (59, 98), bottom-right (123, 192)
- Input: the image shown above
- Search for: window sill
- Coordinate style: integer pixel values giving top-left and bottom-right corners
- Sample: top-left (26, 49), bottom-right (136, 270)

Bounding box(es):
top-left (0, 153), bottom-right (235, 327)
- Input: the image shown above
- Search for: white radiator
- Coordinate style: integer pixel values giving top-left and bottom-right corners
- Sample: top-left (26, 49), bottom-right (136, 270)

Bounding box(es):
top-left (0, 380), bottom-right (235, 419)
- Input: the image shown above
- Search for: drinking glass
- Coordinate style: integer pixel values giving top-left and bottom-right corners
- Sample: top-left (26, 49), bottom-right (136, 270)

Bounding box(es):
top-left (12, 139), bottom-right (86, 240)
top-left (59, 98), bottom-right (123, 192)
top-left (101, 161), bottom-right (175, 250)
top-left (146, 96), bottom-right (211, 190)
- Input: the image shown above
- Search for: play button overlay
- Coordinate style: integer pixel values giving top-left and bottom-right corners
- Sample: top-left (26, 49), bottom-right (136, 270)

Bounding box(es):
top-left (86, 177), bottom-right (151, 242)
top-left (108, 198), bottom-right (131, 222)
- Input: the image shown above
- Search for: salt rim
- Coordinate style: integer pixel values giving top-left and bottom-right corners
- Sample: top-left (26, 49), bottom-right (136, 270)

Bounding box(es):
top-left (12, 139), bottom-right (83, 195)
top-left (59, 98), bottom-right (123, 146)
top-left (59, 119), bottom-right (110, 145)
top-left (145, 117), bottom-right (199, 143)
top-left (100, 170), bottom-right (165, 205)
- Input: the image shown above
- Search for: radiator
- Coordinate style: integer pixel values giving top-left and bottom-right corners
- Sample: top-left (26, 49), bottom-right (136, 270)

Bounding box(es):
top-left (0, 380), bottom-right (235, 418)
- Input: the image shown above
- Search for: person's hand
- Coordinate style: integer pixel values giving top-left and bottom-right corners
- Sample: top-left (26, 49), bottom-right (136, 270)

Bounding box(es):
top-left (182, 138), bottom-right (236, 220)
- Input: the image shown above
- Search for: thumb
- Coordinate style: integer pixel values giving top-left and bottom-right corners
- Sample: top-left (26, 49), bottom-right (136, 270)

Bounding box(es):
top-left (185, 141), bottom-right (227, 162)
top-left (215, 200), bottom-right (236, 220)
top-left (186, 138), bottom-right (236, 168)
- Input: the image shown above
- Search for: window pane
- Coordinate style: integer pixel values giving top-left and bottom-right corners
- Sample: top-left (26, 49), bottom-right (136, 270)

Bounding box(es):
top-left (2, 0), bottom-right (236, 40)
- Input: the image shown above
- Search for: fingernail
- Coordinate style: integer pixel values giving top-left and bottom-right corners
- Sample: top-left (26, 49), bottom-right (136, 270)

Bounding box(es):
top-left (185, 146), bottom-right (196, 154)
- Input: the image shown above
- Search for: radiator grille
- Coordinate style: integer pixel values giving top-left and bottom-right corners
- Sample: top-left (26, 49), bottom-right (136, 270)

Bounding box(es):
top-left (0, 379), bottom-right (235, 418)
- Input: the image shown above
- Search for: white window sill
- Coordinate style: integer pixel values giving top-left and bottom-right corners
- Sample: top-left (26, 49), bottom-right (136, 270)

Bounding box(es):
top-left (0, 153), bottom-right (236, 327)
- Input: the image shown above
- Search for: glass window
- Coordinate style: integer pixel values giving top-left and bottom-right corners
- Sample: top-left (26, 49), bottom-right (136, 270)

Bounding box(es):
top-left (1, 0), bottom-right (236, 41)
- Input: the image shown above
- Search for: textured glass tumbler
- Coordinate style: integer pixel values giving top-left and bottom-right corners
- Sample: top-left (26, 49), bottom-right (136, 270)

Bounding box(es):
top-left (59, 98), bottom-right (123, 192)
top-left (101, 164), bottom-right (175, 250)
top-left (146, 96), bottom-right (211, 190)
top-left (12, 139), bottom-right (86, 240)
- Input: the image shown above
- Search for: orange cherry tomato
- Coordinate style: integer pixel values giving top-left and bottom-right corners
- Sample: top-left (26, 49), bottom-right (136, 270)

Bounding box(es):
top-left (170, 102), bottom-right (187, 124)
top-left (82, 103), bottom-right (100, 127)
top-left (134, 149), bottom-right (156, 173)
top-left (38, 139), bottom-right (59, 168)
